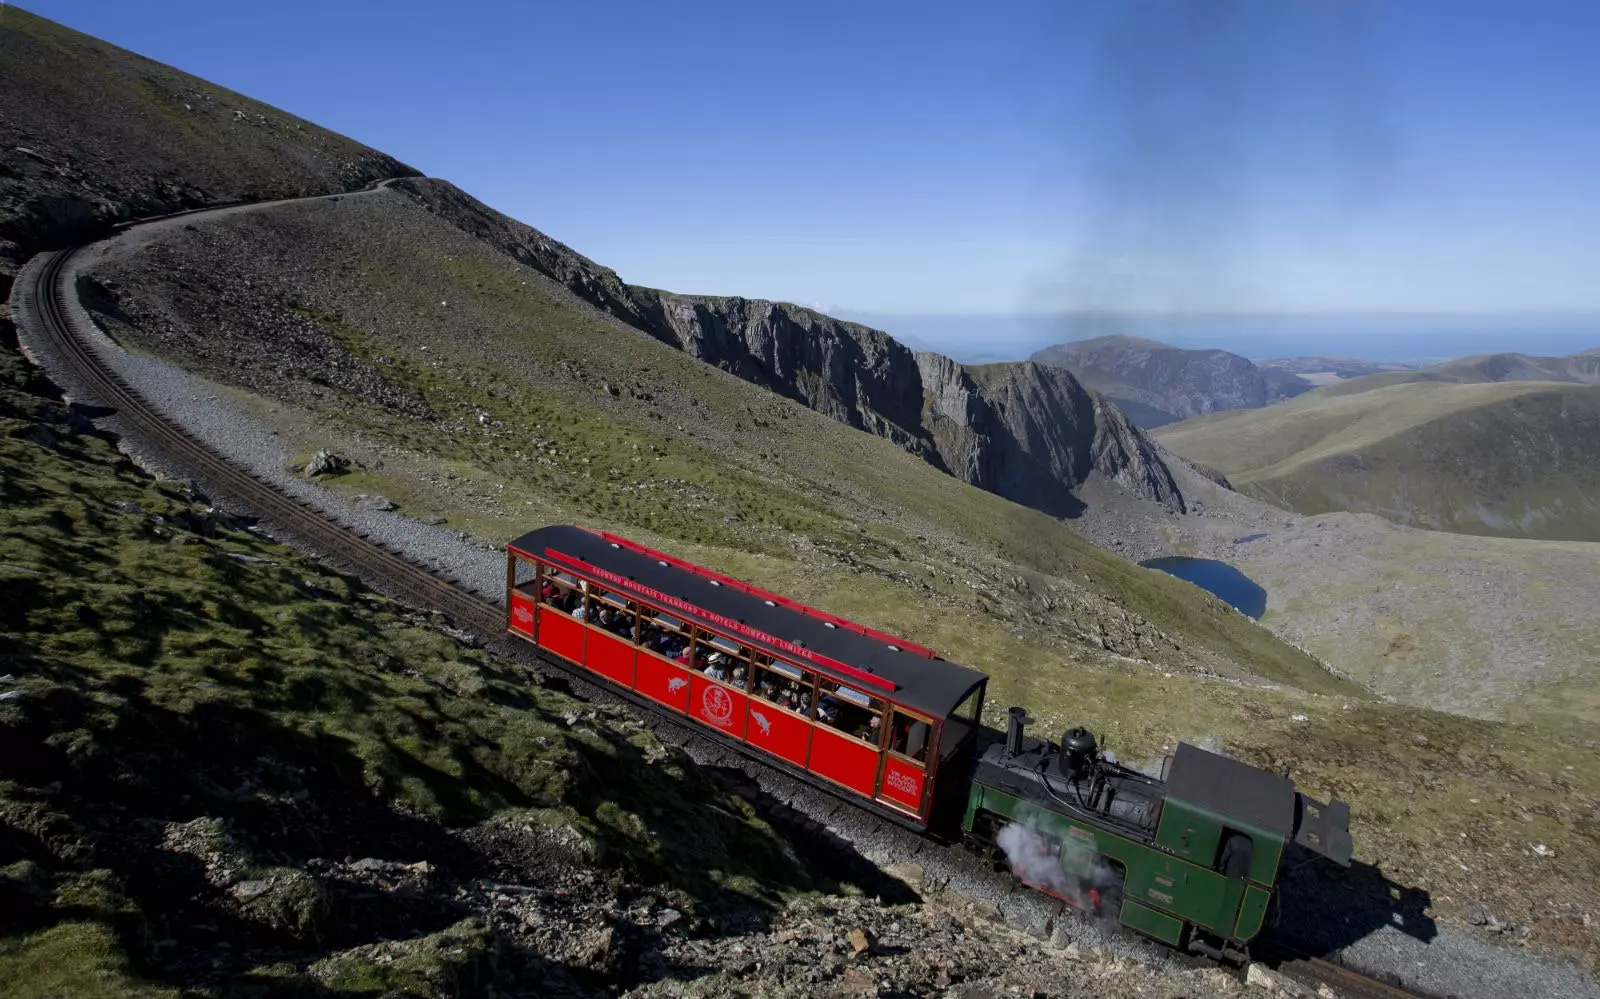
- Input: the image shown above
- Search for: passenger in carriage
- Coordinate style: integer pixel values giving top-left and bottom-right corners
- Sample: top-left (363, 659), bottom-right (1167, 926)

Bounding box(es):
top-left (539, 580), bottom-right (556, 603)
top-left (857, 714), bottom-right (881, 743)
top-left (705, 653), bottom-right (729, 682)
top-left (730, 666), bottom-right (747, 690)
top-left (596, 607), bottom-right (614, 629)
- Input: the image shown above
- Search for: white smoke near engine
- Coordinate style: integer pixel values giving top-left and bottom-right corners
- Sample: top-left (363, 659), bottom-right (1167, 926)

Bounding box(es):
top-left (995, 814), bottom-right (1121, 914)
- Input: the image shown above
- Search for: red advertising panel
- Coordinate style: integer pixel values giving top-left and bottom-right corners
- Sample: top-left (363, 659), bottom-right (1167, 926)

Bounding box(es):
top-left (689, 674), bottom-right (748, 739)
top-left (536, 606), bottom-right (584, 664)
top-left (744, 702), bottom-right (810, 767)
top-left (634, 651), bottom-right (690, 714)
top-left (808, 728), bottom-right (880, 797)
top-left (509, 591), bottom-right (536, 636)
top-left (878, 757), bottom-right (926, 816)
top-left (584, 627), bottom-right (635, 688)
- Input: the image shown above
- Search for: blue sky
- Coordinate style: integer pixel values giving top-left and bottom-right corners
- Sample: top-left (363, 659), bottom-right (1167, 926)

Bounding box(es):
top-left (19, 0), bottom-right (1600, 330)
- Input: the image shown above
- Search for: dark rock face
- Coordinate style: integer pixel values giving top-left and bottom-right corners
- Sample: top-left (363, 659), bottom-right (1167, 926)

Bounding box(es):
top-left (393, 179), bottom-right (1185, 515)
top-left (1032, 335), bottom-right (1312, 427)
top-left (0, 8), bottom-right (417, 269)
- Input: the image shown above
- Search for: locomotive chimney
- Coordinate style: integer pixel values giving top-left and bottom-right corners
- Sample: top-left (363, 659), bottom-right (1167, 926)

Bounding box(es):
top-left (1005, 707), bottom-right (1033, 758)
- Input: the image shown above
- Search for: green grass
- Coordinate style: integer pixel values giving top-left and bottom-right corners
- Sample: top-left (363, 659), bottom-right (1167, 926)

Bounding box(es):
top-left (0, 344), bottom-right (816, 995)
top-left (1155, 380), bottom-right (1600, 541)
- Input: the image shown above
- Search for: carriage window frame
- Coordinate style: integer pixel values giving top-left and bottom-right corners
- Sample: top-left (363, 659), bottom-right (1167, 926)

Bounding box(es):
top-left (886, 707), bottom-right (934, 765)
top-left (816, 679), bottom-right (887, 747)
top-left (537, 568), bottom-right (582, 611)
top-left (691, 628), bottom-right (753, 689)
top-left (749, 654), bottom-right (818, 718)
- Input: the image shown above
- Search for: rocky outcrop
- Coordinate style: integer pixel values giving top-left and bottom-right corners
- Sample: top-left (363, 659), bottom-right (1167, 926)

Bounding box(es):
top-left (919, 356), bottom-right (1184, 516)
top-left (1032, 335), bottom-right (1312, 428)
top-left (394, 179), bottom-right (1187, 516)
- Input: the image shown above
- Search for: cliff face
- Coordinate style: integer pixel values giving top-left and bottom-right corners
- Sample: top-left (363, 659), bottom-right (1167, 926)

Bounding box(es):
top-left (395, 179), bottom-right (1185, 516)
top-left (1032, 335), bottom-right (1312, 428)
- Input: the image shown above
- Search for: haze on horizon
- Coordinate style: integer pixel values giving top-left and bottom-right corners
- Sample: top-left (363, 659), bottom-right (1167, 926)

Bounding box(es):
top-left (20, 0), bottom-right (1600, 359)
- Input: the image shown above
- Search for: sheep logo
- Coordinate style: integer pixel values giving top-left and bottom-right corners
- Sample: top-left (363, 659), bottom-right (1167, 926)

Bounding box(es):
top-left (667, 677), bottom-right (688, 695)
top-left (702, 685), bottom-right (734, 726)
top-left (750, 710), bottom-right (772, 736)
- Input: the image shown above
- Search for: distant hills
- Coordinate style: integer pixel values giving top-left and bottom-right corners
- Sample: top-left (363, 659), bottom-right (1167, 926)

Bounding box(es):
top-left (1256, 356), bottom-right (1420, 386)
top-left (1154, 352), bottom-right (1600, 541)
top-left (1031, 334), bottom-right (1315, 428)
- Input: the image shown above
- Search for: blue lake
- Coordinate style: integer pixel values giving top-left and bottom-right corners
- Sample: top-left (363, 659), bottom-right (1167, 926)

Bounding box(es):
top-left (1139, 557), bottom-right (1267, 620)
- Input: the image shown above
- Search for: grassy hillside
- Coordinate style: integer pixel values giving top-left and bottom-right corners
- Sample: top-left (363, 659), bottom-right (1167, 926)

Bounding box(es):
top-left (0, 341), bottom-right (823, 995)
top-left (1155, 379), bottom-right (1600, 541)
top-left (6, 337), bottom-right (1600, 976)
top-left (0, 6), bottom-right (415, 269)
top-left (81, 187), bottom-right (1353, 699)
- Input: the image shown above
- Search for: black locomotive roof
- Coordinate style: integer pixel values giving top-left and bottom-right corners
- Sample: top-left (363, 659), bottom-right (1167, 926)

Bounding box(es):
top-left (1166, 743), bottom-right (1295, 837)
top-left (508, 524), bottom-right (987, 719)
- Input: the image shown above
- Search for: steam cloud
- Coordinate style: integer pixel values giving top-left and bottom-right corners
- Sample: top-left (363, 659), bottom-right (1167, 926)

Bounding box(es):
top-left (996, 818), bottom-right (1120, 913)
top-left (1038, 0), bottom-right (1391, 326)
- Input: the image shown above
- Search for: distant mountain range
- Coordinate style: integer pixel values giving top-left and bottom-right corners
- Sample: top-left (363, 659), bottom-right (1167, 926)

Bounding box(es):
top-left (1154, 350), bottom-right (1600, 541)
top-left (1030, 335), bottom-right (1317, 428)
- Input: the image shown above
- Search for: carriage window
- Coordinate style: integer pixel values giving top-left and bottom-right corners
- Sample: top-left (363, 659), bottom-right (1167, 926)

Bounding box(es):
top-left (817, 681), bottom-right (885, 745)
top-left (699, 634), bottom-right (750, 688)
top-left (539, 571), bottom-right (582, 613)
top-left (943, 684), bottom-right (984, 746)
top-left (889, 711), bottom-right (931, 764)
top-left (640, 612), bottom-right (692, 661)
top-left (513, 558), bottom-right (538, 591)
top-left (587, 587), bottom-right (637, 641)
top-left (751, 656), bottom-right (816, 715)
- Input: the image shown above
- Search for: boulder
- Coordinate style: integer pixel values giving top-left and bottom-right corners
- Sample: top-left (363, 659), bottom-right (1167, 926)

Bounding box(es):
top-left (303, 449), bottom-right (349, 477)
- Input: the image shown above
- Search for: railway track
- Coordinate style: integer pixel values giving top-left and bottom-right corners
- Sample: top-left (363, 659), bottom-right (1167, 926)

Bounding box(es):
top-left (17, 239), bottom-right (1431, 999)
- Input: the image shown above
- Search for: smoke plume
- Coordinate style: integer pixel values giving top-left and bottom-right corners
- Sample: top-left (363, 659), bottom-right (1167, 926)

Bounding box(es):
top-left (1036, 0), bottom-right (1391, 326)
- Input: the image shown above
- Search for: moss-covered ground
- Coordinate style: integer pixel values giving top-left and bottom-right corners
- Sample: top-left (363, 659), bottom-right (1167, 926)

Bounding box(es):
top-left (0, 343), bottom-right (818, 995)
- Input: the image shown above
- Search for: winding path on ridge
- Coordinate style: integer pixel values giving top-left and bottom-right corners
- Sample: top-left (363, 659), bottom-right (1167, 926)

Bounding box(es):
top-left (12, 182), bottom-right (1569, 999)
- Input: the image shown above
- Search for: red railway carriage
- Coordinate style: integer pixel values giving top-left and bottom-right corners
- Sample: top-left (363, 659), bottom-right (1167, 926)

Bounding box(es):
top-left (504, 525), bottom-right (989, 830)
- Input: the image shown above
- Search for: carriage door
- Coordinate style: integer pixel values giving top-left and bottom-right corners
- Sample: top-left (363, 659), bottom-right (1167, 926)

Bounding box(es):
top-left (878, 707), bottom-right (933, 817)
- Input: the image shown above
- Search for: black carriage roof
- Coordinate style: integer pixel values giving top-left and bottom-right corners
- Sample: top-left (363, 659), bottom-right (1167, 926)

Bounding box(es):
top-left (508, 524), bottom-right (988, 719)
top-left (1165, 743), bottom-right (1295, 837)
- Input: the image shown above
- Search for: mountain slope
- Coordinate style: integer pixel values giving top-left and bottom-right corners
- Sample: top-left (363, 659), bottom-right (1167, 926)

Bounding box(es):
top-left (1031, 334), bottom-right (1312, 428)
top-left (382, 179), bottom-right (1185, 515)
top-left (1154, 379), bottom-right (1600, 540)
top-left (76, 186), bottom-right (1326, 691)
top-left (0, 6), bottom-right (416, 271)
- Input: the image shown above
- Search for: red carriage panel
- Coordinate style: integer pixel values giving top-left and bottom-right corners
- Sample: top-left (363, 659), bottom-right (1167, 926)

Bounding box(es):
top-left (584, 627), bottom-right (636, 688)
top-left (536, 606), bottom-right (584, 664)
top-left (635, 651), bottom-right (691, 713)
top-left (878, 756), bottom-right (926, 816)
top-left (510, 590), bottom-right (536, 637)
top-left (809, 728), bottom-right (880, 797)
top-left (745, 703), bottom-right (811, 768)
top-left (689, 674), bottom-right (748, 739)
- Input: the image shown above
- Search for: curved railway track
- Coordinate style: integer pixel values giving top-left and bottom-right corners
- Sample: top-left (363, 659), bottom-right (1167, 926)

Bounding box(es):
top-left (18, 237), bottom-right (1434, 999)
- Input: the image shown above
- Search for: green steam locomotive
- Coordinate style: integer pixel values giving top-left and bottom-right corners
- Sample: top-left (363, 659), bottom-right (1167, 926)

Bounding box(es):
top-left (962, 708), bottom-right (1353, 962)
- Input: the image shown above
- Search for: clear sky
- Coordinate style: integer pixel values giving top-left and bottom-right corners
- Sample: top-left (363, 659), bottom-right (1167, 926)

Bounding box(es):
top-left (17, 0), bottom-right (1600, 320)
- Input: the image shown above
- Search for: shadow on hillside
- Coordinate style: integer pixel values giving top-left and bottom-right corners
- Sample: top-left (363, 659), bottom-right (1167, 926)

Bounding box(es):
top-left (1273, 848), bottom-right (1436, 957)
top-left (0, 653), bottom-right (821, 994)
